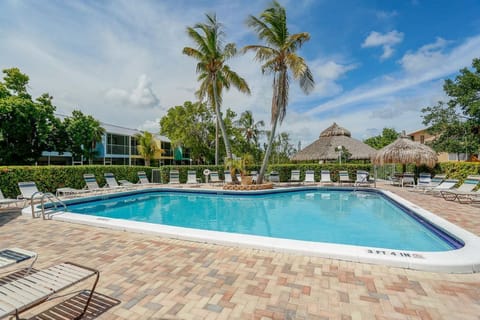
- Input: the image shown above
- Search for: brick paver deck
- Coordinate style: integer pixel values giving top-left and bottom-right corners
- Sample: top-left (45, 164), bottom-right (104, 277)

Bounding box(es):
top-left (1, 183), bottom-right (479, 319)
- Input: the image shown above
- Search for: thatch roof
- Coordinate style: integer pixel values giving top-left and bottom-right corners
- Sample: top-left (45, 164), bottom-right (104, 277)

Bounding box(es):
top-left (371, 135), bottom-right (438, 167)
top-left (291, 123), bottom-right (376, 161)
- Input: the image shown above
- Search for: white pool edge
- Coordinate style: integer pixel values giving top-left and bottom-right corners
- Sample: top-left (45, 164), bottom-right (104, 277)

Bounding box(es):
top-left (23, 187), bottom-right (480, 273)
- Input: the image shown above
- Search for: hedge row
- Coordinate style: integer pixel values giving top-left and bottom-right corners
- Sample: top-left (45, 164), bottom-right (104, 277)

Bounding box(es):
top-left (1, 162), bottom-right (479, 198)
top-left (0, 164), bottom-right (369, 198)
top-left (0, 166), bottom-right (152, 198)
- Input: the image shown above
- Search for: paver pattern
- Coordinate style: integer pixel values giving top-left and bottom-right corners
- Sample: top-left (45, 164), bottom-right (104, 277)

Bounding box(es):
top-left (1, 183), bottom-right (479, 319)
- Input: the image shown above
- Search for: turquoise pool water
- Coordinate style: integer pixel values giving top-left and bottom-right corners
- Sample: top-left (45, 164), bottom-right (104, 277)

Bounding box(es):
top-left (65, 189), bottom-right (460, 251)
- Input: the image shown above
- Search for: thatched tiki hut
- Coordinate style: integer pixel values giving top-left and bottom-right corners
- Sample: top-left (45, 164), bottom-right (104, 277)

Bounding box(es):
top-left (371, 134), bottom-right (438, 168)
top-left (291, 122), bottom-right (376, 162)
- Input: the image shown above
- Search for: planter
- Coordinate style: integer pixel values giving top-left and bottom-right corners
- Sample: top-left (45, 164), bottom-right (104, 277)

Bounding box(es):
top-left (223, 183), bottom-right (274, 191)
top-left (241, 176), bottom-right (253, 185)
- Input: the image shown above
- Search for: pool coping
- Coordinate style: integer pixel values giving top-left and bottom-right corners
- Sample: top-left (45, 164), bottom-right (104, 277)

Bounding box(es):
top-left (23, 186), bottom-right (480, 273)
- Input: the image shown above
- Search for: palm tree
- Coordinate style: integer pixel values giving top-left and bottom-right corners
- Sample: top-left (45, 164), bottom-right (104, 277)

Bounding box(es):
top-left (134, 131), bottom-right (162, 167)
top-left (88, 123), bottom-right (105, 164)
top-left (243, 1), bottom-right (314, 184)
top-left (183, 13), bottom-right (251, 165)
top-left (236, 110), bottom-right (265, 146)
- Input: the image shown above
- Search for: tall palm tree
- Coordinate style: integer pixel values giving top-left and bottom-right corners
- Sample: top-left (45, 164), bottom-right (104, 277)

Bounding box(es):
top-left (134, 131), bottom-right (162, 167)
top-left (243, 1), bottom-right (314, 183)
top-left (236, 110), bottom-right (265, 146)
top-left (183, 13), bottom-right (251, 165)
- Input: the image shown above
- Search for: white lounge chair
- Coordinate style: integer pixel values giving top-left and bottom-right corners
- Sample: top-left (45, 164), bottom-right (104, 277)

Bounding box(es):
top-left (354, 170), bottom-right (373, 187)
top-left (250, 171), bottom-right (258, 184)
top-left (440, 176), bottom-right (480, 201)
top-left (304, 170), bottom-right (316, 185)
top-left (0, 248), bottom-right (37, 272)
top-left (456, 189), bottom-right (480, 204)
top-left (104, 173), bottom-right (127, 190)
top-left (187, 170), bottom-right (200, 185)
top-left (414, 175), bottom-right (444, 192)
top-left (137, 171), bottom-right (152, 185)
top-left (169, 170), bottom-right (180, 184)
top-left (268, 171), bottom-right (280, 183)
top-left (319, 170), bottom-right (333, 185)
top-left (416, 172), bottom-right (431, 187)
top-left (401, 172), bottom-right (415, 188)
top-left (223, 170), bottom-right (233, 184)
top-left (82, 174), bottom-right (105, 193)
top-left (209, 171), bottom-right (223, 184)
top-left (424, 179), bottom-right (459, 195)
top-left (0, 190), bottom-right (20, 208)
top-left (289, 170), bottom-right (301, 185)
top-left (338, 171), bottom-right (353, 185)
top-left (17, 181), bottom-right (44, 207)
top-left (0, 261), bottom-right (99, 320)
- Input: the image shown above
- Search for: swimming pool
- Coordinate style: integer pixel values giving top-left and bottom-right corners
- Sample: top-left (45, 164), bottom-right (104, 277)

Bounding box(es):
top-left (36, 187), bottom-right (480, 273)
top-left (65, 190), bottom-right (459, 252)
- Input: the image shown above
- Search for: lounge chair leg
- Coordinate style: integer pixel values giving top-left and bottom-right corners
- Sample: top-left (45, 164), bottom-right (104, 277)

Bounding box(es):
top-left (69, 263), bottom-right (100, 320)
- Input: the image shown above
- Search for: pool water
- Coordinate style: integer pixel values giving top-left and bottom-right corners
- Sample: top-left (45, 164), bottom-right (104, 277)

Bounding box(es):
top-left (66, 190), bottom-right (459, 252)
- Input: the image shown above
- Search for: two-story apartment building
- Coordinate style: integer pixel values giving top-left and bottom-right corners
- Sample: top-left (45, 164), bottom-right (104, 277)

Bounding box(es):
top-left (407, 128), bottom-right (471, 162)
top-left (38, 121), bottom-right (187, 166)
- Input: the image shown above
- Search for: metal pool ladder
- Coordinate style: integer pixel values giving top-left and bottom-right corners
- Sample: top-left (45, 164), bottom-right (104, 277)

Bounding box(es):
top-left (30, 192), bottom-right (67, 219)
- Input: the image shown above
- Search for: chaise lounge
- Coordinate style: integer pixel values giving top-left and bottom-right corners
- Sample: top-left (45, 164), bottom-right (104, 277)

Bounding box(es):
top-left (0, 261), bottom-right (99, 320)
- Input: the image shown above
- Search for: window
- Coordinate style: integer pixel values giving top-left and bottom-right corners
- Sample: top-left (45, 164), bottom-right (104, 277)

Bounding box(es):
top-left (448, 153), bottom-right (468, 161)
top-left (420, 135), bottom-right (425, 144)
top-left (107, 134), bottom-right (129, 155)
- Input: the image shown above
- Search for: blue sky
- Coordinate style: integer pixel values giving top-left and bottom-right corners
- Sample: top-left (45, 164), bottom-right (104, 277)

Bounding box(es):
top-left (1, 0), bottom-right (479, 147)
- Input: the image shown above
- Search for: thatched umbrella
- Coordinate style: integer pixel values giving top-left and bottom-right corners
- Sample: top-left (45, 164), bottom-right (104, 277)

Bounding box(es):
top-left (371, 134), bottom-right (438, 168)
top-left (291, 122), bottom-right (376, 161)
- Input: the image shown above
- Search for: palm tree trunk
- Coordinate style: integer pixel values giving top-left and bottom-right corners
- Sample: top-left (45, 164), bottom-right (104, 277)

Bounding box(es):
top-left (212, 74), bottom-right (233, 162)
top-left (257, 115), bottom-right (279, 184)
top-left (258, 70), bottom-right (285, 184)
top-left (215, 118), bottom-right (219, 165)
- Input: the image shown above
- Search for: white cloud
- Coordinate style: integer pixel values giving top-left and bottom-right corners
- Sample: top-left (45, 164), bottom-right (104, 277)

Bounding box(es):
top-left (362, 30), bottom-right (404, 60)
top-left (376, 10), bottom-right (398, 20)
top-left (399, 37), bottom-right (450, 74)
top-left (139, 118), bottom-right (162, 133)
top-left (106, 74), bottom-right (160, 109)
top-left (308, 35), bottom-right (480, 118)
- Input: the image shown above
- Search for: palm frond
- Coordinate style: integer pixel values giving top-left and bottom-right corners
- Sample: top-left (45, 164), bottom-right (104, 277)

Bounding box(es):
top-left (223, 43), bottom-right (237, 60)
top-left (285, 32), bottom-right (311, 52)
top-left (222, 65), bottom-right (251, 95)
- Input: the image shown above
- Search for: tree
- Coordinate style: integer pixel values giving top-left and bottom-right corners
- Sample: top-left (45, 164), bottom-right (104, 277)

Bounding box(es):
top-left (422, 58), bottom-right (480, 158)
top-left (135, 131), bottom-right (162, 167)
top-left (64, 110), bottom-right (105, 164)
top-left (364, 128), bottom-right (399, 150)
top-left (183, 13), bottom-right (251, 165)
top-left (266, 131), bottom-right (297, 164)
top-left (160, 101), bottom-right (216, 164)
top-left (244, 1), bottom-right (314, 183)
top-left (233, 110), bottom-right (264, 162)
top-left (0, 68), bottom-right (62, 164)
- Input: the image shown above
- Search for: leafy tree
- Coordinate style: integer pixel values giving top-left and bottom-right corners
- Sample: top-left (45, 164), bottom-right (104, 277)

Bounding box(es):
top-left (422, 58), bottom-right (480, 157)
top-left (364, 128), bottom-right (399, 150)
top-left (64, 110), bottom-right (105, 164)
top-left (0, 68), bottom-right (61, 164)
top-left (135, 131), bottom-right (162, 167)
top-left (160, 101), bottom-right (216, 164)
top-left (244, 1), bottom-right (314, 183)
top-left (236, 110), bottom-right (265, 145)
top-left (265, 131), bottom-right (296, 164)
top-left (234, 110), bottom-right (265, 161)
top-left (183, 13), bottom-right (251, 165)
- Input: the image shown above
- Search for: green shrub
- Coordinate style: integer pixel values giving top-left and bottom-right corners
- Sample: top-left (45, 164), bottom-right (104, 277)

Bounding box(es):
top-left (0, 166), bottom-right (152, 198)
